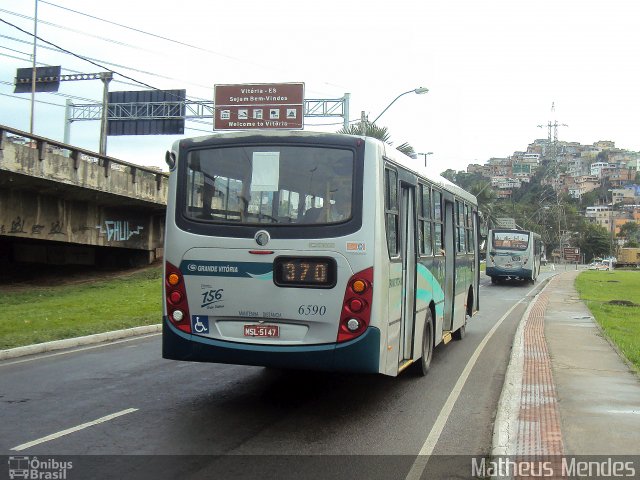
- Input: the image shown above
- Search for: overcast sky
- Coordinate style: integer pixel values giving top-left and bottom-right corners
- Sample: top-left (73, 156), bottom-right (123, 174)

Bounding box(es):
top-left (1, 0), bottom-right (639, 172)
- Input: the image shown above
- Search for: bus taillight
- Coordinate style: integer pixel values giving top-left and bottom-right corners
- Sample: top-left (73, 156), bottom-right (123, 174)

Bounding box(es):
top-left (165, 261), bottom-right (191, 333)
top-left (337, 267), bottom-right (373, 343)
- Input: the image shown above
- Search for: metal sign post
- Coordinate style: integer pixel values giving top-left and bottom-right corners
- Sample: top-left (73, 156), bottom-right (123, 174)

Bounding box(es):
top-left (99, 72), bottom-right (113, 155)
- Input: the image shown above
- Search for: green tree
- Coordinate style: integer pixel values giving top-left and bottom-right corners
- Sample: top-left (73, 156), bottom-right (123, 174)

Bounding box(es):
top-left (617, 221), bottom-right (640, 246)
top-left (337, 122), bottom-right (415, 157)
top-left (441, 169), bottom-right (456, 183)
top-left (578, 223), bottom-right (610, 261)
top-left (438, 170), bottom-right (497, 235)
top-left (470, 182), bottom-right (497, 235)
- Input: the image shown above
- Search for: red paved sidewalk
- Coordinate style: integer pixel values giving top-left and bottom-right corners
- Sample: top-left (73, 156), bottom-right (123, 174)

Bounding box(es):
top-left (493, 269), bottom-right (640, 475)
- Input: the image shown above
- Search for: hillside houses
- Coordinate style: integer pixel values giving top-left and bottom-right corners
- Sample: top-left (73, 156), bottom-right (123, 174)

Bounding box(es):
top-left (468, 139), bottom-right (640, 245)
top-left (469, 140), bottom-right (638, 200)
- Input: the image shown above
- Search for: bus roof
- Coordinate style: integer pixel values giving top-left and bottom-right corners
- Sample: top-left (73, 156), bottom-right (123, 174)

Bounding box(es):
top-left (375, 138), bottom-right (478, 206)
top-left (172, 131), bottom-right (478, 206)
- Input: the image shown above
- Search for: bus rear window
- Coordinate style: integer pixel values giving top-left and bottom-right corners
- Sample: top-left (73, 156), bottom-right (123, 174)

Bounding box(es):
top-left (183, 146), bottom-right (354, 225)
top-left (492, 231), bottom-right (529, 251)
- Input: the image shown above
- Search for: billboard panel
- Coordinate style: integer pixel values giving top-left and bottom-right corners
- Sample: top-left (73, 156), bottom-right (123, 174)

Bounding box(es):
top-left (107, 89), bottom-right (186, 135)
top-left (14, 66), bottom-right (61, 93)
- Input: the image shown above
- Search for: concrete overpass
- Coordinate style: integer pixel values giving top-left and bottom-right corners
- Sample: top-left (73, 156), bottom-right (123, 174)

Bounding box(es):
top-left (0, 124), bottom-right (168, 271)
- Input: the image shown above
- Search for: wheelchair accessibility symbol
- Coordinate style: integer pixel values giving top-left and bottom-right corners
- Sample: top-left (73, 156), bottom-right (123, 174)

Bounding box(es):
top-left (192, 315), bottom-right (209, 334)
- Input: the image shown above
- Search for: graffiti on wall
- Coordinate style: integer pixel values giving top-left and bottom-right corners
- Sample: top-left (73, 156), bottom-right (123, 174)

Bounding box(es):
top-left (9, 216), bottom-right (27, 234)
top-left (1, 216), bottom-right (144, 243)
top-left (1, 217), bottom-right (65, 236)
top-left (95, 220), bottom-right (144, 241)
top-left (49, 221), bottom-right (64, 235)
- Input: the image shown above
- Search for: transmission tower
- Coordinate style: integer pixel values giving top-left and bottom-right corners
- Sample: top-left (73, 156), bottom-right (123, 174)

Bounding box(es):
top-left (537, 102), bottom-right (568, 161)
top-left (536, 102), bottom-right (569, 257)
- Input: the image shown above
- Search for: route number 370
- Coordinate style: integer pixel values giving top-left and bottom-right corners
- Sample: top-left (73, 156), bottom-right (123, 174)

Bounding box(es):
top-left (298, 305), bottom-right (327, 316)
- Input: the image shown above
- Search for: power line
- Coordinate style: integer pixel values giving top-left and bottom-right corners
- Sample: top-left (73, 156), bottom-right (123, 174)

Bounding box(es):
top-left (0, 16), bottom-right (210, 108)
top-left (0, 43), bottom-right (30, 56)
top-left (0, 19), bottom-right (151, 87)
top-left (0, 32), bottom-right (213, 90)
top-left (0, 7), bottom-right (161, 55)
top-left (36, 1), bottom-right (345, 97)
top-left (1, 79), bottom-right (98, 103)
top-left (39, 1), bottom-right (260, 65)
top-left (0, 91), bottom-right (64, 107)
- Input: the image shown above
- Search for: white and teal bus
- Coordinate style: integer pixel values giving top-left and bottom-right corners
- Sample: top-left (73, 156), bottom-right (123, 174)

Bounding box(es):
top-left (485, 229), bottom-right (543, 283)
top-left (162, 131), bottom-right (480, 376)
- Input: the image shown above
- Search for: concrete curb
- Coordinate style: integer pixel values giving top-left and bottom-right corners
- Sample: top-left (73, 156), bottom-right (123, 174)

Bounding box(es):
top-left (0, 324), bottom-right (161, 361)
top-left (491, 294), bottom-right (530, 457)
top-left (491, 274), bottom-right (557, 458)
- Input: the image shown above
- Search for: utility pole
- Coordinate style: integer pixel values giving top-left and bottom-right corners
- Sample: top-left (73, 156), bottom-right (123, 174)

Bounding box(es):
top-left (360, 110), bottom-right (368, 135)
top-left (29, 0), bottom-right (39, 134)
top-left (342, 93), bottom-right (350, 130)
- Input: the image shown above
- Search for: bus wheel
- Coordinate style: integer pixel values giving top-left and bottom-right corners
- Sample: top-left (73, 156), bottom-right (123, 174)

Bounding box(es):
top-left (418, 310), bottom-right (434, 376)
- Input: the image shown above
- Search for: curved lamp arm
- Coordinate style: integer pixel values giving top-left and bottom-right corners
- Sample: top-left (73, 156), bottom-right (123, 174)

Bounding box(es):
top-left (372, 87), bottom-right (429, 124)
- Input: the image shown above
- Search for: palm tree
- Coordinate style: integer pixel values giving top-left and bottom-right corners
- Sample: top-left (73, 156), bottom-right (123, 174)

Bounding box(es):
top-left (337, 122), bottom-right (415, 157)
top-left (470, 182), bottom-right (497, 233)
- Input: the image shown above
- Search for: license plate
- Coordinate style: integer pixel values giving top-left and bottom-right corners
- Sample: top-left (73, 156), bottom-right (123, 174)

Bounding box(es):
top-left (244, 324), bottom-right (279, 338)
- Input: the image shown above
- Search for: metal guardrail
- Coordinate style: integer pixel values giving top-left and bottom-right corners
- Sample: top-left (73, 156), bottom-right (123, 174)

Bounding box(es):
top-left (0, 124), bottom-right (168, 191)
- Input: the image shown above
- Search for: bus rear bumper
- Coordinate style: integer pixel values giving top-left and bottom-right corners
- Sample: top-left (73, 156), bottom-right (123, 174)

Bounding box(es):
top-left (486, 266), bottom-right (533, 279)
top-left (162, 317), bottom-right (381, 373)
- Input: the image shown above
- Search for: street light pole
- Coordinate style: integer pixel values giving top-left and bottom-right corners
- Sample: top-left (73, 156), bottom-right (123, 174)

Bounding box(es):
top-left (418, 151), bottom-right (433, 167)
top-left (372, 87), bottom-right (429, 124)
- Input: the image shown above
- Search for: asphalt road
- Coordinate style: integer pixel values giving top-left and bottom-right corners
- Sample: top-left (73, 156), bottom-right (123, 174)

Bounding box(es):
top-left (0, 273), bottom-right (554, 480)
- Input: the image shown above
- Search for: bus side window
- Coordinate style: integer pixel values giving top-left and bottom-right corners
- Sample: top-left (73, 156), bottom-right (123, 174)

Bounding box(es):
top-left (384, 168), bottom-right (399, 257)
top-left (456, 200), bottom-right (466, 253)
top-left (465, 204), bottom-right (475, 253)
top-left (418, 183), bottom-right (433, 256)
top-left (433, 190), bottom-right (443, 254)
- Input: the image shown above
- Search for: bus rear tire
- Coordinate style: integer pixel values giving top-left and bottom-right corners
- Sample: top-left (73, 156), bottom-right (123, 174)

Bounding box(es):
top-left (417, 310), bottom-right (434, 376)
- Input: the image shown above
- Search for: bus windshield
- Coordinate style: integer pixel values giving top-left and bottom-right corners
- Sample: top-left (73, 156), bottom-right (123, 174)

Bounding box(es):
top-left (184, 145), bottom-right (354, 225)
top-left (492, 231), bottom-right (529, 251)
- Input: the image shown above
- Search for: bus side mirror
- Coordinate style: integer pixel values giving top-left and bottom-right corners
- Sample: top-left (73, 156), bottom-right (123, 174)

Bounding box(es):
top-left (165, 150), bottom-right (176, 170)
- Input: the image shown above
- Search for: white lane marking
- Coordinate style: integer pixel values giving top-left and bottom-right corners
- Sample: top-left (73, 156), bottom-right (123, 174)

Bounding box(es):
top-left (0, 333), bottom-right (161, 367)
top-left (11, 408), bottom-right (138, 451)
top-left (405, 299), bottom-right (525, 480)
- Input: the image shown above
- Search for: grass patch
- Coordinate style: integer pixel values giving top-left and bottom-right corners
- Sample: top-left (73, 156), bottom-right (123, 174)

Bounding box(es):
top-left (575, 270), bottom-right (640, 370)
top-left (0, 266), bottom-right (162, 350)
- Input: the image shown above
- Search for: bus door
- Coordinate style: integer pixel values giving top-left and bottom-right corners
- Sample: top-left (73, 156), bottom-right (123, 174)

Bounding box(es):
top-left (442, 197), bottom-right (456, 331)
top-left (399, 184), bottom-right (417, 362)
top-left (473, 209), bottom-right (480, 311)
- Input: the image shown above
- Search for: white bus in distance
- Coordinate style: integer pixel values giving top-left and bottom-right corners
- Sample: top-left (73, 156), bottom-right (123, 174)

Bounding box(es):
top-left (162, 131), bottom-right (480, 376)
top-left (485, 229), bottom-right (543, 283)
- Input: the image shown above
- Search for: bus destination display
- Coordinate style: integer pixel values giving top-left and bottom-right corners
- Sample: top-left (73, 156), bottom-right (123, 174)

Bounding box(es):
top-left (274, 257), bottom-right (336, 288)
